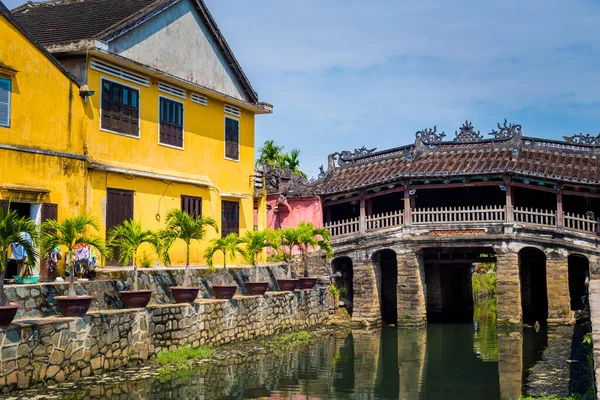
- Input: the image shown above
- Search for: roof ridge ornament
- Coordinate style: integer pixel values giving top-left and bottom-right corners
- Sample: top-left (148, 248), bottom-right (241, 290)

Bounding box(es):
top-left (453, 120), bottom-right (483, 142)
top-left (489, 119), bottom-right (522, 140)
top-left (416, 126), bottom-right (446, 145)
top-left (562, 133), bottom-right (600, 146)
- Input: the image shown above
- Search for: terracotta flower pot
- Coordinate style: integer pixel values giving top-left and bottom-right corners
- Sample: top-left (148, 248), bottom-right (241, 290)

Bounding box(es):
top-left (212, 285), bottom-right (237, 299)
top-left (119, 290), bottom-right (153, 309)
top-left (245, 281), bottom-right (269, 296)
top-left (298, 277), bottom-right (318, 290)
top-left (56, 295), bottom-right (93, 317)
top-left (0, 303), bottom-right (19, 327)
top-left (171, 287), bottom-right (200, 303)
top-left (276, 278), bottom-right (299, 291)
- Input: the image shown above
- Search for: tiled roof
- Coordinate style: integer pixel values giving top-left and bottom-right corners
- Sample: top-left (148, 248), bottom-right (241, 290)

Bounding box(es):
top-left (11, 0), bottom-right (161, 47)
top-left (310, 123), bottom-right (600, 195)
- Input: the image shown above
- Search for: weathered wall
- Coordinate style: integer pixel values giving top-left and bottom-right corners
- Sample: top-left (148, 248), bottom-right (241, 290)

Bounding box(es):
top-left (108, 0), bottom-right (248, 101)
top-left (0, 290), bottom-right (329, 391)
top-left (267, 194), bottom-right (323, 230)
top-left (588, 280), bottom-right (600, 400)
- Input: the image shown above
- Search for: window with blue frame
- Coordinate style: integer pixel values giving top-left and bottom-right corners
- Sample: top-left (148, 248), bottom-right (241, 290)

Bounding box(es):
top-left (0, 78), bottom-right (11, 127)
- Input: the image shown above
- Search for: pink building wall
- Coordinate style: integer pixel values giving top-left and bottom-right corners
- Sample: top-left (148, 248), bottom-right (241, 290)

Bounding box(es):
top-left (267, 194), bottom-right (323, 230)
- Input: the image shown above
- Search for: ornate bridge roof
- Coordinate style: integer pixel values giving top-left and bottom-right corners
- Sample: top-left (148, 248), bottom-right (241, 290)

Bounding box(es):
top-left (310, 120), bottom-right (600, 195)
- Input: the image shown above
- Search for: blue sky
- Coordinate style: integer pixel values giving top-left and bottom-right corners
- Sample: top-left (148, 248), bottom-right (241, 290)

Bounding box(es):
top-left (6, 0), bottom-right (600, 178)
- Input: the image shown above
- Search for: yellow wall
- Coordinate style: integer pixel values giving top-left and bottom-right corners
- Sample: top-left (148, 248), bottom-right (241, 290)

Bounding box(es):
top-left (0, 13), bottom-right (86, 154)
top-left (0, 15), bottom-right (264, 267)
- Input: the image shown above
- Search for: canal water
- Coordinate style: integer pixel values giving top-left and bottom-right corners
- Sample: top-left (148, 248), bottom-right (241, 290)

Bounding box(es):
top-left (46, 308), bottom-right (593, 400)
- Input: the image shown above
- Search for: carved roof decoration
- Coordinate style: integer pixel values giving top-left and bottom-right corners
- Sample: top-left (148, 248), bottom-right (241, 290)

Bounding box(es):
top-left (306, 121), bottom-right (600, 195)
top-left (454, 120), bottom-right (483, 142)
top-left (563, 133), bottom-right (600, 147)
top-left (264, 164), bottom-right (309, 195)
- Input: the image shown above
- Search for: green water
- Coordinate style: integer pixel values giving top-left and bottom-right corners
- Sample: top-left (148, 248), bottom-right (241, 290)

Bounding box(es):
top-left (28, 300), bottom-right (593, 400)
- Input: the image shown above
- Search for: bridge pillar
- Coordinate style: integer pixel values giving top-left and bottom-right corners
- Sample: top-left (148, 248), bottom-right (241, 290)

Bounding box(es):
top-left (495, 246), bottom-right (522, 324)
top-left (396, 250), bottom-right (427, 327)
top-left (351, 260), bottom-right (382, 326)
top-left (545, 249), bottom-right (570, 323)
top-left (497, 328), bottom-right (523, 400)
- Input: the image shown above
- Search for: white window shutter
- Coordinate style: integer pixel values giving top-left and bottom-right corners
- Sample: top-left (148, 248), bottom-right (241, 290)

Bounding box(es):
top-left (0, 78), bottom-right (10, 127)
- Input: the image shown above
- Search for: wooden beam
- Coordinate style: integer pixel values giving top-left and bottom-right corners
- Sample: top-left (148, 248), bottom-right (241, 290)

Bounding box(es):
top-left (359, 190), bottom-right (366, 234)
top-left (562, 190), bottom-right (600, 199)
top-left (364, 186), bottom-right (405, 200)
top-left (506, 175), bottom-right (513, 223)
top-left (410, 181), bottom-right (505, 190)
top-left (322, 195), bottom-right (361, 207)
top-left (511, 181), bottom-right (558, 194)
top-left (424, 258), bottom-right (496, 264)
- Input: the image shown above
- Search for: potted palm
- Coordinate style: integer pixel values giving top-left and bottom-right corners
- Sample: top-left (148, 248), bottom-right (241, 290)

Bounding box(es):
top-left (0, 207), bottom-right (38, 326)
top-left (275, 227), bottom-right (300, 291)
top-left (107, 219), bottom-right (157, 309)
top-left (160, 209), bottom-right (218, 303)
top-left (296, 222), bottom-right (333, 289)
top-left (204, 233), bottom-right (246, 299)
top-left (41, 215), bottom-right (105, 317)
top-left (240, 229), bottom-right (273, 296)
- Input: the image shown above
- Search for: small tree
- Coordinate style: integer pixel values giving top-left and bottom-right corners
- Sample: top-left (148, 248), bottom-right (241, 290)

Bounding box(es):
top-left (41, 215), bottom-right (105, 298)
top-left (0, 208), bottom-right (39, 306)
top-left (107, 220), bottom-right (157, 292)
top-left (277, 227), bottom-right (301, 278)
top-left (296, 222), bottom-right (333, 277)
top-left (159, 209), bottom-right (218, 287)
top-left (241, 229), bottom-right (275, 282)
top-left (204, 233), bottom-right (247, 285)
top-left (255, 140), bottom-right (285, 168)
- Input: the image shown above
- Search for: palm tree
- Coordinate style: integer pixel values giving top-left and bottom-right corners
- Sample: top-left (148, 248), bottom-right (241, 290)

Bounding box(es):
top-left (241, 229), bottom-right (275, 282)
top-left (296, 222), bottom-right (333, 277)
top-left (107, 219), bottom-right (157, 291)
top-left (277, 227), bottom-right (301, 278)
top-left (0, 208), bottom-right (39, 306)
top-left (159, 209), bottom-right (218, 287)
top-left (255, 140), bottom-right (284, 168)
top-left (282, 148), bottom-right (307, 178)
top-left (204, 233), bottom-right (247, 285)
top-left (41, 215), bottom-right (105, 298)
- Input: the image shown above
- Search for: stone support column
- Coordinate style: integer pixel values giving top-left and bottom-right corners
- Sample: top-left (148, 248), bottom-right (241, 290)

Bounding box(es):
top-left (396, 249), bottom-right (427, 326)
top-left (545, 249), bottom-right (570, 323)
top-left (497, 328), bottom-right (523, 400)
top-left (351, 260), bottom-right (382, 326)
top-left (495, 245), bottom-right (521, 324)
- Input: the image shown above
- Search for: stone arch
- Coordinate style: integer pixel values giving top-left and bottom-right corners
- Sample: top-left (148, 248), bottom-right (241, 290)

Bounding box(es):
top-left (568, 254), bottom-right (590, 311)
top-left (519, 247), bottom-right (548, 325)
top-left (371, 249), bottom-right (398, 324)
top-left (331, 256), bottom-right (354, 315)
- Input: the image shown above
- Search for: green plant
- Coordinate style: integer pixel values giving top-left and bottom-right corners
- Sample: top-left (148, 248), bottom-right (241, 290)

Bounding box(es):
top-left (41, 214), bottom-right (105, 298)
top-left (256, 140), bottom-right (285, 168)
top-left (240, 229), bottom-right (277, 281)
top-left (159, 209), bottom-right (218, 287)
top-left (296, 222), bottom-right (333, 277)
top-left (329, 284), bottom-right (346, 297)
top-left (519, 395), bottom-right (585, 400)
top-left (583, 332), bottom-right (592, 347)
top-left (137, 250), bottom-right (153, 268)
top-left (264, 331), bottom-right (312, 349)
top-left (204, 233), bottom-right (247, 285)
top-left (155, 345), bottom-right (214, 382)
top-left (403, 313), bottom-right (412, 320)
top-left (107, 219), bottom-right (158, 291)
top-left (0, 207), bottom-right (39, 305)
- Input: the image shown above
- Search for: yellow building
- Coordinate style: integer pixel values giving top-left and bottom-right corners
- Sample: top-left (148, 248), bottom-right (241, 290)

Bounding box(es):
top-left (1, 0), bottom-right (271, 271)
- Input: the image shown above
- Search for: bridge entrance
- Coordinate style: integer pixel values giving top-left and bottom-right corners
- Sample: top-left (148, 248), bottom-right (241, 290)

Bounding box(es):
top-left (423, 247), bottom-right (496, 323)
top-left (332, 257), bottom-right (354, 315)
top-left (519, 248), bottom-right (548, 326)
top-left (373, 250), bottom-right (398, 324)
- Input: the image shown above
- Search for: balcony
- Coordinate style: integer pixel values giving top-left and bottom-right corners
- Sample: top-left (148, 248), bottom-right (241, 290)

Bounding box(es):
top-left (324, 205), bottom-right (599, 239)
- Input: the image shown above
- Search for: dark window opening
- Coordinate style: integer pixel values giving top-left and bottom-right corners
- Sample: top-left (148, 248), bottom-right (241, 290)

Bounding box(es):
top-left (221, 201), bottom-right (239, 237)
top-left (369, 192), bottom-right (405, 216)
top-left (513, 187), bottom-right (556, 211)
top-left (325, 201), bottom-right (360, 224)
top-left (414, 186), bottom-right (505, 209)
top-left (101, 80), bottom-right (139, 136)
top-left (225, 117), bottom-right (239, 160)
top-left (564, 195), bottom-right (600, 220)
top-left (159, 97), bottom-right (183, 148)
top-left (181, 195), bottom-right (202, 219)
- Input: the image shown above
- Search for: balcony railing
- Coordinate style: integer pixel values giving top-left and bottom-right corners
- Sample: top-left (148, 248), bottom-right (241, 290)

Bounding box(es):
top-left (324, 205), bottom-right (600, 238)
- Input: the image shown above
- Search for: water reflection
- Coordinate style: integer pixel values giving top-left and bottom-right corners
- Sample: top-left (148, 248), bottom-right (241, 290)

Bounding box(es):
top-left (58, 318), bottom-right (591, 400)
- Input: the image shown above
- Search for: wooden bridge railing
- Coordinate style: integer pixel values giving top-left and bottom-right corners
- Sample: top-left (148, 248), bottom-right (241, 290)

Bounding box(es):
top-left (513, 207), bottom-right (556, 227)
top-left (325, 205), bottom-right (600, 238)
top-left (412, 205), bottom-right (506, 225)
top-left (365, 210), bottom-right (404, 231)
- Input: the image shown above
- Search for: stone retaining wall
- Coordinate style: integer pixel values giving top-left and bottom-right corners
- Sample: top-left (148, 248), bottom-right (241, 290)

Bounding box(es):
top-left (0, 289), bottom-right (330, 392)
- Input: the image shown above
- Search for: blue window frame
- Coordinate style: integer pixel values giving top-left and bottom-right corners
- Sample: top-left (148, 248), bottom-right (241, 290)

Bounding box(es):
top-left (0, 78), bottom-right (11, 127)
